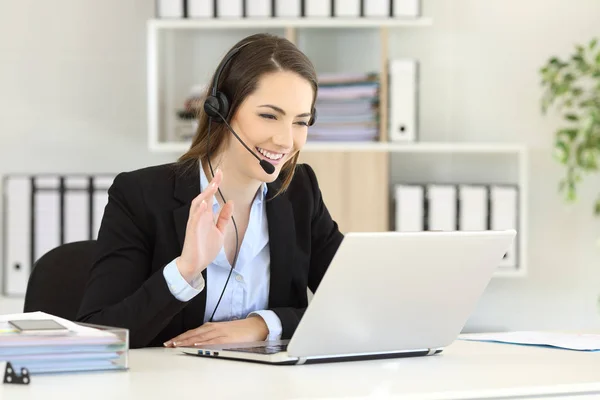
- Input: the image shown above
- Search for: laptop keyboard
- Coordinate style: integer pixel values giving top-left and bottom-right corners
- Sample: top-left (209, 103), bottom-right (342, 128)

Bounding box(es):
top-left (226, 344), bottom-right (288, 355)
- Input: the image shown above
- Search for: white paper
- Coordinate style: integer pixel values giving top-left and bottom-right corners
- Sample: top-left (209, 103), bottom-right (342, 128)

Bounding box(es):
top-left (459, 331), bottom-right (600, 351)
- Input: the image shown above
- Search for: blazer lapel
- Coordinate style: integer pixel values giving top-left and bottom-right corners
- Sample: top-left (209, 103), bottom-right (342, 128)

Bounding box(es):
top-left (266, 183), bottom-right (295, 308)
top-left (172, 160), bottom-right (207, 330)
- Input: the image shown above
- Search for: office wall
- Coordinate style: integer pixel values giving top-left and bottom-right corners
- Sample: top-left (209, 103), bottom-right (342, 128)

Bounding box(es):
top-left (388, 0), bottom-right (600, 331)
top-left (1, 0), bottom-right (600, 331)
top-left (0, 0), bottom-right (175, 292)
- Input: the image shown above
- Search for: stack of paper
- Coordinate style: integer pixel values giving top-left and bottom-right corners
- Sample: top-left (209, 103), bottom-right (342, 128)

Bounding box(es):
top-left (309, 72), bottom-right (380, 142)
top-left (459, 331), bottom-right (600, 351)
top-left (0, 312), bottom-right (128, 374)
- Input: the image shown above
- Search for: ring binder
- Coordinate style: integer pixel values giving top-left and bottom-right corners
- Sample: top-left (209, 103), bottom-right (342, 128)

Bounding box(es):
top-left (2, 362), bottom-right (30, 385)
top-left (2, 173), bottom-right (116, 296)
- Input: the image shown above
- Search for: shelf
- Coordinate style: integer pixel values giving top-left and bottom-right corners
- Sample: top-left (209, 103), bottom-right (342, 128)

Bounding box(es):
top-left (149, 17), bottom-right (433, 30)
top-left (149, 140), bottom-right (527, 154)
top-left (301, 141), bottom-right (526, 154)
top-left (493, 267), bottom-right (527, 278)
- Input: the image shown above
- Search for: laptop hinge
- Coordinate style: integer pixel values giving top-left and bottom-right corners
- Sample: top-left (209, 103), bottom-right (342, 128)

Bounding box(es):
top-left (295, 357), bottom-right (308, 365)
top-left (427, 348), bottom-right (436, 355)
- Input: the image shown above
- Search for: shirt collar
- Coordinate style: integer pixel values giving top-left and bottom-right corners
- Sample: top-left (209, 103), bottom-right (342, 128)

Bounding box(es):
top-left (199, 163), bottom-right (268, 207)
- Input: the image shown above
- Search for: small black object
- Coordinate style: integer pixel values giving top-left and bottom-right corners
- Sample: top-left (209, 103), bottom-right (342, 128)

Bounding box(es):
top-left (3, 362), bottom-right (30, 385)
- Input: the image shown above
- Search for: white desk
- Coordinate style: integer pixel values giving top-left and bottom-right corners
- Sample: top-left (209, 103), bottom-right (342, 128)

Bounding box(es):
top-left (2, 339), bottom-right (600, 399)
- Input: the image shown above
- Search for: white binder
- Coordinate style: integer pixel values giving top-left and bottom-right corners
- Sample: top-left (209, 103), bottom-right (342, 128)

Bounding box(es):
top-left (156, 0), bottom-right (184, 18)
top-left (305, 0), bottom-right (331, 17)
top-left (274, 0), bottom-right (301, 17)
top-left (426, 184), bottom-right (457, 231)
top-left (4, 177), bottom-right (31, 296)
top-left (458, 185), bottom-right (488, 231)
top-left (334, 0), bottom-right (360, 17)
top-left (92, 177), bottom-right (115, 239)
top-left (393, 0), bottom-right (420, 17)
top-left (364, 0), bottom-right (390, 17)
top-left (246, 0), bottom-right (271, 17)
top-left (389, 59), bottom-right (418, 142)
top-left (188, 0), bottom-right (213, 18)
top-left (216, 0), bottom-right (243, 18)
top-left (64, 177), bottom-right (90, 244)
top-left (490, 185), bottom-right (518, 268)
top-left (394, 184), bottom-right (424, 232)
top-left (33, 177), bottom-right (61, 263)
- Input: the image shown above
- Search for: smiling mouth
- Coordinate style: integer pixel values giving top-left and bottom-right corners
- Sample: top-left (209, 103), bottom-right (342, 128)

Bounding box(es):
top-left (256, 147), bottom-right (286, 161)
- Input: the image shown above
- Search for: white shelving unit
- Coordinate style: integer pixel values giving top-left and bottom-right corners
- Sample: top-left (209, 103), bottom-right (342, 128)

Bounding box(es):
top-left (149, 17), bottom-right (433, 29)
top-left (145, 16), bottom-right (528, 277)
top-left (146, 17), bottom-right (433, 151)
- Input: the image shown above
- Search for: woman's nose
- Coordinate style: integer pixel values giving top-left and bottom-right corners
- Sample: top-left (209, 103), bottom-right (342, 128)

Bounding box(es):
top-left (272, 126), bottom-right (294, 149)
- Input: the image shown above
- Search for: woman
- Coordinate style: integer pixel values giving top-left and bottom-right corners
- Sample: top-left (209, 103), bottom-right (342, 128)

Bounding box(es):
top-left (76, 33), bottom-right (344, 349)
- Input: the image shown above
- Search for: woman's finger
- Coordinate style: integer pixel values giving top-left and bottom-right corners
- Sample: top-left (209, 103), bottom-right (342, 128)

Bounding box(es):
top-left (191, 169), bottom-right (222, 210)
top-left (215, 201), bottom-right (234, 233)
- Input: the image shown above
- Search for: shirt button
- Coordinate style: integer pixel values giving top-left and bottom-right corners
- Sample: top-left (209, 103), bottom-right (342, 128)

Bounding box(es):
top-left (235, 275), bottom-right (243, 282)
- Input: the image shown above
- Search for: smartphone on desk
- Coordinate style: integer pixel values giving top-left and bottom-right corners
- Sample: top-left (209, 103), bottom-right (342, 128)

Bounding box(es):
top-left (8, 319), bottom-right (70, 334)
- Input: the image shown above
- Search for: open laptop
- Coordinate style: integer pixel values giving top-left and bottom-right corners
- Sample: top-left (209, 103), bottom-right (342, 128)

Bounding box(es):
top-left (181, 229), bottom-right (516, 365)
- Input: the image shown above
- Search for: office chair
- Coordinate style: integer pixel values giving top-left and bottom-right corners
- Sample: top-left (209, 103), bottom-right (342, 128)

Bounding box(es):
top-left (23, 240), bottom-right (97, 320)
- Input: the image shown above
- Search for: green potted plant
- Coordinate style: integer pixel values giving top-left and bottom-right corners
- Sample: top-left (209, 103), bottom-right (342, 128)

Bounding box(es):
top-left (539, 37), bottom-right (600, 215)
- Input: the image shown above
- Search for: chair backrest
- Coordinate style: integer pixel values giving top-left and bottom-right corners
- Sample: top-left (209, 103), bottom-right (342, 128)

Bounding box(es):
top-left (23, 240), bottom-right (97, 320)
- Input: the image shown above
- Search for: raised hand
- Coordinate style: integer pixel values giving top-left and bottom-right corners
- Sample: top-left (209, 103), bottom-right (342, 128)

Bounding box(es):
top-left (175, 168), bottom-right (234, 284)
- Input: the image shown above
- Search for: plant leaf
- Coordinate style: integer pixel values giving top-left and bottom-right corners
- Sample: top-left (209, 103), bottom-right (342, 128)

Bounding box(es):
top-left (591, 38), bottom-right (598, 50)
top-left (558, 128), bottom-right (578, 141)
top-left (553, 139), bottom-right (570, 164)
top-left (595, 198), bottom-right (600, 216)
top-left (565, 113), bottom-right (579, 121)
top-left (563, 73), bottom-right (576, 83)
top-left (567, 180), bottom-right (577, 202)
top-left (571, 87), bottom-right (583, 97)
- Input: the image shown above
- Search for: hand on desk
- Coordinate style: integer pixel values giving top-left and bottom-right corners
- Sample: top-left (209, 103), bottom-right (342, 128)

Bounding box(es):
top-left (164, 315), bottom-right (269, 348)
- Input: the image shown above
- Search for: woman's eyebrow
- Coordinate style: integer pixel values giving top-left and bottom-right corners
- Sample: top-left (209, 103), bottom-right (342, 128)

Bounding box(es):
top-left (258, 104), bottom-right (311, 118)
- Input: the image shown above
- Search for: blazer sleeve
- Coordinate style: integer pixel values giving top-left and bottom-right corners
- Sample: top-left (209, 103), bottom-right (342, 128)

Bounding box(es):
top-left (76, 172), bottom-right (187, 348)
top-left (271, 164), bottom-right (344, 339)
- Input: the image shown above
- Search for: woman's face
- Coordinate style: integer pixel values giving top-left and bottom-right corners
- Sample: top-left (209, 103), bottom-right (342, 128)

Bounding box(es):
top-left (225, 70), bottom-right (314, 183)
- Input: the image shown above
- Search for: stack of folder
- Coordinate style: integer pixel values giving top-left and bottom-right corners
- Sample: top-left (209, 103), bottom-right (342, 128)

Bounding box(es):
top-left (0, 312), bottom-right (128, 375)
top-left (309, 72), bottom-right (380, 142)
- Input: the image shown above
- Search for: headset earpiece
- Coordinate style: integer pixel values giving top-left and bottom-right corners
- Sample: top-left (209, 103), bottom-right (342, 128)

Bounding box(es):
top-left (308, 107), bottom-right (317, 126)
top-left (204, 91), bottom-right (230, 121)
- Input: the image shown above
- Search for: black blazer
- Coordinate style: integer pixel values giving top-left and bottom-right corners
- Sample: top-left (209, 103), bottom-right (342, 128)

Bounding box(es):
top-left (76, 159), bottom-right (344, 348)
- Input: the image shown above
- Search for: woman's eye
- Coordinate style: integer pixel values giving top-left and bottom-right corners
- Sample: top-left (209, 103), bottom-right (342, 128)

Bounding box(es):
top-left (295, 121), bottom-right (309, 127)
top-left (259, 113), bottom-right (276, 120)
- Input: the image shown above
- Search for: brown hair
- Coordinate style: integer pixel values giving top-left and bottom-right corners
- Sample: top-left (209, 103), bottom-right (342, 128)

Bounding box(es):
top-left (177, 33), bottom-right (318, 197)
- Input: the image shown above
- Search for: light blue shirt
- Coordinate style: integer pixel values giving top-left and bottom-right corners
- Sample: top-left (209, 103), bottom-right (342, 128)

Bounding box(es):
top-left (162, 165), bottom-right (282, 340)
